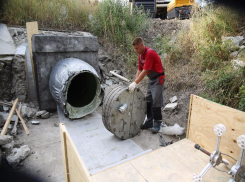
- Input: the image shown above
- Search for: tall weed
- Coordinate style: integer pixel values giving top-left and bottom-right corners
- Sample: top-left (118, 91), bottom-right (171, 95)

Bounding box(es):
top-left (90, 0), bottom-right (151, 50)
top-left (1, 0), bottom-right (95, 29)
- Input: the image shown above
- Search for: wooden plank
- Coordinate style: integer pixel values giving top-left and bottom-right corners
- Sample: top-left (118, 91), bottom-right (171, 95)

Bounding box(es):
top-left (11, 102), bottom-right (21, 135)
top-left (1, 98), bottom-right (18, 135)
top-left (187, 95), bottom-right (245, 164)
top-left (92, 139), bottom-right (230, 182)
top-left (15, 107), bottom-right (30, 135)
top-left (60, 124), bottom-right (70, 182)
top-left (60, 124), bottom-right (91, 182)
top-left (186, 94), bottom-right (193, 138)
top-left (26, 21), bottom-right (38, 89)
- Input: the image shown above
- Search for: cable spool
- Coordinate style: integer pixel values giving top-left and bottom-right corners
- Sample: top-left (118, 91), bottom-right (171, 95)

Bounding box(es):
top-left (102, 85), bottom-right (146, 139)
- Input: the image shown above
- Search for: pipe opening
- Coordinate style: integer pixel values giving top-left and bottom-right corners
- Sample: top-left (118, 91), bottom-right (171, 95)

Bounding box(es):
top-left (67, 72), bottom-right (97, 107)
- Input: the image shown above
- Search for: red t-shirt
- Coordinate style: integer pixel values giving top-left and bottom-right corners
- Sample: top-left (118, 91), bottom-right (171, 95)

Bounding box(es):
top-left (138, 47), bottom-right (165, 84)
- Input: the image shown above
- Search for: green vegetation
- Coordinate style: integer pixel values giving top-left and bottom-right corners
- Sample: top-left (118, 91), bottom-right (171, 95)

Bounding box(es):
top-left (1, 0), bottom-right (94, 29)
top-left (1, 0), bottom-right (150, 68)
top-left (153, 5), bottom-right (245, 111)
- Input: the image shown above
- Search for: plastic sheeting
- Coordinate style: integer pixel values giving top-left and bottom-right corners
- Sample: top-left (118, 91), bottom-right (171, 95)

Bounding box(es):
top-left (49, 58), bottom-right (102, 119)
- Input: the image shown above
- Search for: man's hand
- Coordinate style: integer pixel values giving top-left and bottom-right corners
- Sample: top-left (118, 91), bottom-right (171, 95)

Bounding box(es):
top-left (128, 82), bottom-right (137, 93)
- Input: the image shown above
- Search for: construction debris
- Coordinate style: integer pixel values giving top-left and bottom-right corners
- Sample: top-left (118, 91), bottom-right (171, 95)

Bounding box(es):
top-left (160, 123), bottom-right (185, 136)
top-left (163, 103), bottom-right (178, 111)
top-left (169, 96), bottom-right (177, 103)
top-left (6, 145), bottom-right (30, 166)
top-left (0, 135), bottom-right (13, 145)
top-left (0, 112), bottom-right (18, 122)
top-left (31, 120), bottom-right (40, 125)
top-left (2, 141), bottom-right (14, 154)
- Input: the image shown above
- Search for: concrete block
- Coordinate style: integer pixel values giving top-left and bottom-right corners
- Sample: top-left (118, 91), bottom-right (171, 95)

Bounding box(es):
top-left (32, 35), bottom-right (100, 110)
top-left (6, 145), bottom-right (30, 166)
top-left (35, 110), bottom-right (47, 117)
top-left (41, 112), bottom-right (50, 119)
top-left (2, 141), bottom-right (14, 154)
top-left (0, 24), bottom-right (16, 55)
top-left (15, 45), bottom-right (27, 56)
top-left (169, 96), bottom-right (177, 103)
top-left (32, 35), bottom-right (98, 52)
top-left (163, 103), bottom-right (178, 111)
top-left (0, 135), bottom-right (13, 145)
top-left (0, 112), bottom-right (17, 122)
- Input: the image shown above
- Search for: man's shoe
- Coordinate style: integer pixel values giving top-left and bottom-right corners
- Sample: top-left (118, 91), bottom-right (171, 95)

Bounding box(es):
top-left (151, 120), bottom-right (162, 133)
top-left (141, 120), bottom-right (153, 129)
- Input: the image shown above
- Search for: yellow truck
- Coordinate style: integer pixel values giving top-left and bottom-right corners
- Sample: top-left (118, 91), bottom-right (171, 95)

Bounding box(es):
top-left (167, 0), bottom-right (194, 19)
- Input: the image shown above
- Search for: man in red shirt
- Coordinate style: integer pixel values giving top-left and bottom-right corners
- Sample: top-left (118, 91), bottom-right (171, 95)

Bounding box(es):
top-left (128, 37), bottom-right (165, 133)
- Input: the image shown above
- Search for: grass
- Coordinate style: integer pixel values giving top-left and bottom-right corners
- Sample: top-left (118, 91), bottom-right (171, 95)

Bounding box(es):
top-left (1, 0), bottom-right (96, 30)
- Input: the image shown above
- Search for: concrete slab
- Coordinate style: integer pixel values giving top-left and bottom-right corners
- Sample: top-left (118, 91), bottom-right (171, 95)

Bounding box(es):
top-left (0, 24), bottom-right (16, 55)
top-left (57, 108), bottom-right (147, 174)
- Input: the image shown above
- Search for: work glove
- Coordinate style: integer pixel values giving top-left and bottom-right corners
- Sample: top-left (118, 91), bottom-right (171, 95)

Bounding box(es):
top-left (128, 82), bottom-right (137, 93)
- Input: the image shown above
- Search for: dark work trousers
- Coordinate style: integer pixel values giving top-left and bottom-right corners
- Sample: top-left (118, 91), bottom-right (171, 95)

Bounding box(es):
top-left (146, 77), bottom-right (164, 120)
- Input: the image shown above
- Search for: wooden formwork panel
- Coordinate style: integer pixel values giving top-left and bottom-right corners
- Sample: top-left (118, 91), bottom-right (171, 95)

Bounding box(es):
top-left (187, 94), bottom-right (245, 164)
top-left (60, 124), bottom-right (91, 182)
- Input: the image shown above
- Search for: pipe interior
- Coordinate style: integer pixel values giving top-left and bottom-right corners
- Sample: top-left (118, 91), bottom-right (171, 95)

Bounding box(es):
top-left (67, 72), bottom-right (97, 107)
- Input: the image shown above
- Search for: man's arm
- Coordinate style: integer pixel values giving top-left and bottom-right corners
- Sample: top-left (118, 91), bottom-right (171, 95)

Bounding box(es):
top-left (136, 70), bottom-right (142, 79)
top-left (135, 70), bottom-right (148, 84)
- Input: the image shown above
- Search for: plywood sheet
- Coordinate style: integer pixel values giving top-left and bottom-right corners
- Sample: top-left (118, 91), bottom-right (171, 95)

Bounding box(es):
top-left (187, 95), bottom-right (245, 164)
top-left (60, 124), bottom-right (91, 182)
top-left (92, 139), bottom-right (230, 182)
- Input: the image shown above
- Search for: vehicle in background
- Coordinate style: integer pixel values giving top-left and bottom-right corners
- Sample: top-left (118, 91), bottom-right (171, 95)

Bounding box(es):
top-left (130, 0), bottom-right (156, 18)
top-left (167, 0), bottom-right (195, 19)
top-left (129, 0), bottom-right (171, 19)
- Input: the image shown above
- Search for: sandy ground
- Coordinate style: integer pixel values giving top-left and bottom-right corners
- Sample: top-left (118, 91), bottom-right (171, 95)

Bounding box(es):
top-left (15, 106), bottom-right (184, 182)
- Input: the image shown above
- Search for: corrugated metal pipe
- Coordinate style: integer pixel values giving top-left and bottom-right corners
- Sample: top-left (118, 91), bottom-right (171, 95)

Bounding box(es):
top-left (49, 58), bottom-right (102, 119)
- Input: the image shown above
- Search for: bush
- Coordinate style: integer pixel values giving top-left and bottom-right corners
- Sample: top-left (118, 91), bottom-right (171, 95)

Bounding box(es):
top-left (205, 67), bottom-right (245, 111)
top-left (90, 0), bottom-right (151, 50)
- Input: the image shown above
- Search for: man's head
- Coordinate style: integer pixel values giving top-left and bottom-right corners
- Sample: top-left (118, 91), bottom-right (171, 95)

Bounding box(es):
top-left (132, 37), bottom-right (145, 55)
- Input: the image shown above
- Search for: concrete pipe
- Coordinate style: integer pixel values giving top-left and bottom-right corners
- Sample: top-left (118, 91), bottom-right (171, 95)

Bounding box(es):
top-left (102, 85), bottom-right (146, 139)
top-left (49, 58), bottom-right (102, 119)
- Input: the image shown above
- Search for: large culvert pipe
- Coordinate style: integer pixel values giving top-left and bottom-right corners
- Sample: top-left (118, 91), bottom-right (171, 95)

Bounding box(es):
top-left (49, 58), bottom-right (102, 119)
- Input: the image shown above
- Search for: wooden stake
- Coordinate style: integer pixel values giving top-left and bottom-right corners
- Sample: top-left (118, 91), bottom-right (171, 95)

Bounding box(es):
top-left (15, 107), bottom-right (30, 135)
top-left (1, 98), bottom-right (19, 135)
top-left (11, 102), bottom-right (22, 135)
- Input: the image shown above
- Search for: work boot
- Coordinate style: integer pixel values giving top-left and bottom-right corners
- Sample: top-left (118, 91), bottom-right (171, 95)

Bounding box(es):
top-left (151, 107), bottom-right (163, 133)
top-left (151, 120), bottom-right (162, 133)
top-left (141, 102), bottom-right (153, 129)
top-left (141, 120), bottom-right (153, 129)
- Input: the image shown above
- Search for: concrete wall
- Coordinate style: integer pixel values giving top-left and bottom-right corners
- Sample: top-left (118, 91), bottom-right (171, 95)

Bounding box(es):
top-left (32, 35), bottom-right (100, 111)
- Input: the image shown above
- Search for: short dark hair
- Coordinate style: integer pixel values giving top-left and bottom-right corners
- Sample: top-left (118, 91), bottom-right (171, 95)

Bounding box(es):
top-left (132, 37), bottom-right (144, 45)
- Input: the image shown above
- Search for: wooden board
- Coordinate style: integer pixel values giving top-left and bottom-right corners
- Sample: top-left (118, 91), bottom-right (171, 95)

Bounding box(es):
top-left (93, 139), bottom-right (230, 182)
top-left (26, 21), bottom-right (38, 89)
top-left (187, 94), bottom-right (245, 164)
top-left (60, 124), bottom-right (91, 182)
